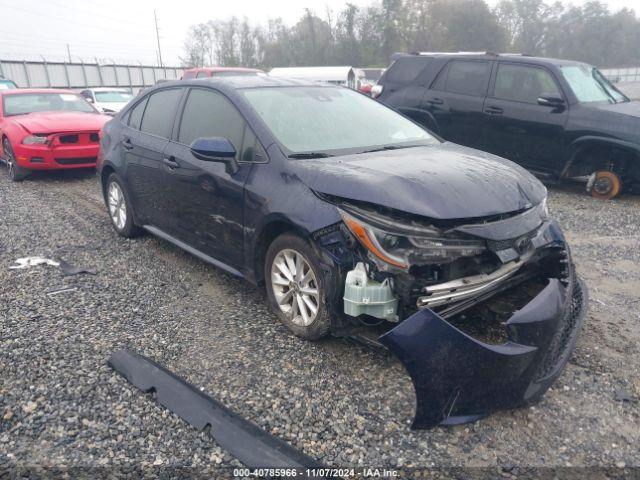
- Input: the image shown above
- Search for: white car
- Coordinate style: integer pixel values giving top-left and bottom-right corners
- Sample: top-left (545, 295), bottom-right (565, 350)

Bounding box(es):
top-left (79, 88), bottom-right (134, 114)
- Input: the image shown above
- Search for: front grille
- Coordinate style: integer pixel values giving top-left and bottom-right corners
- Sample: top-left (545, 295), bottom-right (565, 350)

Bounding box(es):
top-left (535, 258), bottom-right (585, 380)
top-left (59, 134), bottom-right (79, 144)
top-left (487, 228), bottom-right (538, 252)
top-left (90, 133), bottom-right (100, 142)
top-left (55, 157), bottom-right (97, 165)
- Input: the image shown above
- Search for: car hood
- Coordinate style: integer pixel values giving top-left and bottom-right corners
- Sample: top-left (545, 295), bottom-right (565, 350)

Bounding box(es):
top-left (12, 111), bottom-right (109, 134)
top-left (591, 100), bottom-right (640, 118)
top-left (291, 143), bottom-right (546, 220)
top-left (95, 101), bottom-right (129, 113)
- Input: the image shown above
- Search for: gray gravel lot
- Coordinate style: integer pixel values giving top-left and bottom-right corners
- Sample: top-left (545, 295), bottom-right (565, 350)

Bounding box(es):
top-left (0, 169), bottom-right (638, 474)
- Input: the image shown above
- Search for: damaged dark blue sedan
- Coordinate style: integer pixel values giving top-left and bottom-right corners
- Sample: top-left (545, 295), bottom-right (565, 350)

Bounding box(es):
top-left (97, 75), bottom-right (587, 429)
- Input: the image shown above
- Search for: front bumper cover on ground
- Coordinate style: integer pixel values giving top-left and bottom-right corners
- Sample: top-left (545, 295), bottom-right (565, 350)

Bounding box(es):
top-left (379, 271), bottom-right (587, 429)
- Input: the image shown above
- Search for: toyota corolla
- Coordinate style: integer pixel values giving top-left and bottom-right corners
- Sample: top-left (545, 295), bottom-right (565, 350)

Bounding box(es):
top-left (97, 76), bottom-right (587, 428)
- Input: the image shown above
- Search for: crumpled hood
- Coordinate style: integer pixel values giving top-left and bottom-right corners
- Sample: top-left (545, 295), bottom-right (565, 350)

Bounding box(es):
top-left (13, 111), bottom-right (109, 134)
top-left (291, 143), bottom-right (546, 220)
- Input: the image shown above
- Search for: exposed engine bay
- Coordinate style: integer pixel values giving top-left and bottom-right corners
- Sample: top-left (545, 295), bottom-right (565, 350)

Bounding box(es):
top-left (313, 195), bottom-right (587, 428)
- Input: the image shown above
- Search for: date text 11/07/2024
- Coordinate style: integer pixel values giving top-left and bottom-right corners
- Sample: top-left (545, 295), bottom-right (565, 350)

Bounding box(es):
top-left (232, 468), bottom-right (399, 477)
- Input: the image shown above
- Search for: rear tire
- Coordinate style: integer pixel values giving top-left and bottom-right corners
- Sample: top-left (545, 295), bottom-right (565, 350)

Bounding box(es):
top-left (105, 173), bottom-right (143, 238)
top-left (588, 170), bottom-right (622, 200)
top-left (2, 138), bottom-right (29, 182)
top-left (265, 233), bottom-right (331, 340)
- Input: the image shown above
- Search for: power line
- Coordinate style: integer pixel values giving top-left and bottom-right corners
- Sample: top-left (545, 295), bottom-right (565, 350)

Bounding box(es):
top-left (0, 2), bottom-right (153, 37)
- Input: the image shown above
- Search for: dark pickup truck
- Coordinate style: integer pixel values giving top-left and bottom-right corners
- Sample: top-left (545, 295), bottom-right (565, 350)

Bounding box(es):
top-left (374, 52), bottom-right (639, 199)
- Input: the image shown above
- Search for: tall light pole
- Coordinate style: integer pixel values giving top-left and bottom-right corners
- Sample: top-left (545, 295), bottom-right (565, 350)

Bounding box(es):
top-left (154, 10), bottom-right (163, 67)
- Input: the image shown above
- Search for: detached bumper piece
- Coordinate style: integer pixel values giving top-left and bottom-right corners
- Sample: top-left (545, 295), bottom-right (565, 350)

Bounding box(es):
top-left (108, 350), bottom-right (324, 469)
top-left (380, 263), bottom-right (587, 429)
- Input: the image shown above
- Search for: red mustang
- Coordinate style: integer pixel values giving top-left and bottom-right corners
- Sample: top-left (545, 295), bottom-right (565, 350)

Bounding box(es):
top-left (0, 89), bottom-right (109, 181)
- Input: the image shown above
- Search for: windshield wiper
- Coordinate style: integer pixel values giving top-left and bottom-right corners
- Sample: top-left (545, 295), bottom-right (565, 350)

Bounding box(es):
top-left (288, 152), bottom-right (333, 159)
top-left (361, 145), bottom-right (412, 154)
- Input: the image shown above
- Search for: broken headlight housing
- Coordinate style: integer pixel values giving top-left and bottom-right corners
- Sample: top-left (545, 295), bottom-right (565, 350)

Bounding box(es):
top-left (340, 209), bottom-right (486, 269)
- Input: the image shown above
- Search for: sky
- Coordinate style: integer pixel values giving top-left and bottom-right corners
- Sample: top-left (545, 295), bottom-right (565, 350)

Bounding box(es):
top-left (0, 0), bottom-right (636, 66)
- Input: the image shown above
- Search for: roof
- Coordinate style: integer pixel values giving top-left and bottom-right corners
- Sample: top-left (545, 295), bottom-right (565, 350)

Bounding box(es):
top-left (182, 67), bottom-right (264, 73)
top-left (145, 75), bottom-right (328, 94)
top-left (393, 52), bottom-right (589, 67)
top-left (85, 87), bottom-right (131, 92)
top-left (269, 66), bottom-right (357, 82)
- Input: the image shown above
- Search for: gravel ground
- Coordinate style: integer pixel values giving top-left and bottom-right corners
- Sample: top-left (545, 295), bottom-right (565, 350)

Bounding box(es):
top-left (0, 169), bottom-right (638, 475)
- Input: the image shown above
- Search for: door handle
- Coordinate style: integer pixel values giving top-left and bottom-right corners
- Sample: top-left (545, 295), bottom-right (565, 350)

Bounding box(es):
top-left (122, 138), bottom-right (134, 150)
top-left (428, 97), bottom-right (443, 105)
top-left (163, 156), bottom-right (180, 169)
top-left (484, 106), bottom-right (504, 115)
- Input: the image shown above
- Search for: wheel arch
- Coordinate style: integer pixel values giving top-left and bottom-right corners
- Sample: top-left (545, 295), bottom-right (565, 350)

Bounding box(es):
top-left (252, 217), bottom-right (311, 286)
top-left (562, 136), bottom-right (640, 179)
top-left (99, 163), bottom-right (117, 199)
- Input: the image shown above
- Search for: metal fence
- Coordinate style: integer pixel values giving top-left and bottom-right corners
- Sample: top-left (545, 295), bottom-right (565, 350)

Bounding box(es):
top-left (0, 58), bottom-right (183, 93)
top-left (601, 66), bottom-right (640, 83)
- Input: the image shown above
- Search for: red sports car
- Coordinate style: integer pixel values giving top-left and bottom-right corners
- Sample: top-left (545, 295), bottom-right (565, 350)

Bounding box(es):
top-left (0, 89), bottom-right (109, 181)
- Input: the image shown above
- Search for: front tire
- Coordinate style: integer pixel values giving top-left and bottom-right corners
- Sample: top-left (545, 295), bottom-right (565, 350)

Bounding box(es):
top-left (105, 173), bottom-right (142, 238)
top-left (265, 233), bottom-right (331, 340)
top-left (2, 138), bottom-right (29, 182)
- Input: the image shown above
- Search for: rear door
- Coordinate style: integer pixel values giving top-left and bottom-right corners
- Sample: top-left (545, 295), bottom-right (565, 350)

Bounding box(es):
top-left (483, 62), bottom-right (568, 172)
top-left (121, 87), bottom-right (183, 228)
top-left (162, 87), bottom-right (260, 269)
top-left (423, 59), bottom-right (493, 149)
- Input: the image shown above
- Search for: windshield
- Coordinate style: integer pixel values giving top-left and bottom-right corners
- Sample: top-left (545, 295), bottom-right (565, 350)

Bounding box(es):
top-left (94, 90), bottom-right (133, 102)
top-left (561, 65), bottom-right (628, 104)
top-left (3, 92), bottom-right (96, 116)
top-left (242, 86), bottom-right (436, 155)
top-left (0, 79), bottom-right (18, 90)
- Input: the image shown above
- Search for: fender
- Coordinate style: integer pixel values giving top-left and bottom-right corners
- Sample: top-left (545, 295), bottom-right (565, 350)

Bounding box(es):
top-left (561, 135), bottom-right (640, 178)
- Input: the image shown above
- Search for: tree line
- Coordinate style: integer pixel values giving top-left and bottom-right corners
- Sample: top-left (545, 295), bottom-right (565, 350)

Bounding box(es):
top-left (181, 0), bottom-right (640, 70)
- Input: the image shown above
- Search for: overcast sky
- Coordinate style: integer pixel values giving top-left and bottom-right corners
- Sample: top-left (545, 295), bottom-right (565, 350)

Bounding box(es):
top-left (0, 0), bottom-right (635, 66)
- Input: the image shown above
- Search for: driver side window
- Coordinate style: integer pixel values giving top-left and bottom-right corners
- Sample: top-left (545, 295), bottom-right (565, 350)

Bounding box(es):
top-left (178, 88), bottom-right (263, 162)
top-left (494, 64), bottom-right (561, 104)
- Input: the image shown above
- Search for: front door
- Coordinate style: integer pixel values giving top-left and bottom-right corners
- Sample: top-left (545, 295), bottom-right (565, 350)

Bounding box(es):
top-left (483, 63), bottom-right (569, 173)
top-left (163, 87), bottom-right (260, 269)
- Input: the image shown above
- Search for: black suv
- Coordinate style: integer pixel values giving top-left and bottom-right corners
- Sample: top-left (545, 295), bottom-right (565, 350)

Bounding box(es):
top-left (374, 52), bottom-right (639, 199)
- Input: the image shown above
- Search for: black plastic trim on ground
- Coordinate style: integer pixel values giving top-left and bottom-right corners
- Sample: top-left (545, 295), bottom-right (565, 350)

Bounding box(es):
top-left (108, 349), bottom-right (325, 470)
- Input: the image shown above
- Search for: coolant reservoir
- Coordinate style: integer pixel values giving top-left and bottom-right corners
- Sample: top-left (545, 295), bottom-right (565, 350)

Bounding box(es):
top-left (343, 263), bottom-right (399, 322)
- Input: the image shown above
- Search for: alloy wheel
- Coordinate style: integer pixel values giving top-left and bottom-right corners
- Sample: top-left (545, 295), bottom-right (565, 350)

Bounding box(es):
top-left (3, 139), bottom-right (15, 179)
top-left (107, 181), bottom-right (127, 231)
top-left (271, 248), bottom-right (320, 327)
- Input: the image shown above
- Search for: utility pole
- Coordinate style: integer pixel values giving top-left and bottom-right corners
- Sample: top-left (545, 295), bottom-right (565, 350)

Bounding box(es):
top-left (66, 44), bottom-right (72, 63)
top-left (154, 10), bottom-right (163, 67)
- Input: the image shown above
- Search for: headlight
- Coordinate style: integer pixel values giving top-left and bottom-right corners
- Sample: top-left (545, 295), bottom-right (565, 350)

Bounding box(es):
top-left (340, 209), bottom-right (486, 269)
top-left (22, 135), bottom-right (48, 145)
top-left (541, 197), bottom-right (549, 218)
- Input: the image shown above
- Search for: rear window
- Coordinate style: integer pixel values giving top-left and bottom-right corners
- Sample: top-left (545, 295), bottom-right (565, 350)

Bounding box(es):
top-left (383, 57), bottom-right (432, 84)
top-left (139, 88), bottom-right (183, 138)
top-left (433, 60), bottom-right (491, 97)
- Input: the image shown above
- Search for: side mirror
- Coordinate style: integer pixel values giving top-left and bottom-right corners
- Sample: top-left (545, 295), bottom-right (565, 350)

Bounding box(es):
top-left (86, 97), bottom-right (94, 103)
top-left (537, 93), bottom-right (565, 107)
top-left (190, 137), bottom-right (238, 174)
